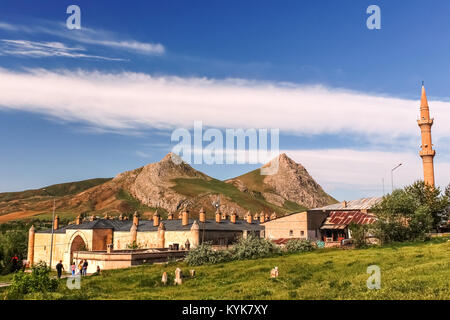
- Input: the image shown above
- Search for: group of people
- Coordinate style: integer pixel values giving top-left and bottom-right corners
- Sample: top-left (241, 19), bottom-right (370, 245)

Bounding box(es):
top-left (71, 260), bottom-right (89, 276)
top-left (55, 259), bottom-right (101, 279)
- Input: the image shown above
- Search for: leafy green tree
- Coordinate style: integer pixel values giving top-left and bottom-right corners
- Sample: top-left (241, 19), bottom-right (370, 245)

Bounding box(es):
top-left (404, 181), bottom-right (448, 230)
top-left (373, 181), bottom-right (449, 243)
top-left (0, 230), bottom-right (27, 274)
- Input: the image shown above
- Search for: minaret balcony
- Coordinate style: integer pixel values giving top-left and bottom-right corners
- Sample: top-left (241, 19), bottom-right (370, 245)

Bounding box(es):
top-left (417, 118), bottom-right (434, 126)
top-left (419, 149), bottom-right (436, 157)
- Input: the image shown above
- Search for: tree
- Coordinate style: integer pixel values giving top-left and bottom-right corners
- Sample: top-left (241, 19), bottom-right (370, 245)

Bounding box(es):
top-left (0, 230), bottom-right (27, 274)
top-left (404, 181), bottom-right (448, 231)
top-left (373, 180), bottom-right (449, 243)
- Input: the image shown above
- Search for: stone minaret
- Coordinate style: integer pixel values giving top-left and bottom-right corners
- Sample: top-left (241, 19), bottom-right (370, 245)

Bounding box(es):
top-left (417, 84), bottom-right (436, 187)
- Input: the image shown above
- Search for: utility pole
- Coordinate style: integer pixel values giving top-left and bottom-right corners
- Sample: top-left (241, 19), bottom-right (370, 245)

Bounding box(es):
top-left (43, 189), bottom-right (56, 269)
top-left (391, 163), bottom-right (403, 192)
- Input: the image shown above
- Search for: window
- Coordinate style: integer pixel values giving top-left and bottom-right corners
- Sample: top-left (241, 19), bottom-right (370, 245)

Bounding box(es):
top-left (289, 230), bottom-right (293, 236)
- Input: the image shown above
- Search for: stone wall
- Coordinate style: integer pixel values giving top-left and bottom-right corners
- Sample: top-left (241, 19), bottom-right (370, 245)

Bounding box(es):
top-left (262, 211), bottom-right (308, 240)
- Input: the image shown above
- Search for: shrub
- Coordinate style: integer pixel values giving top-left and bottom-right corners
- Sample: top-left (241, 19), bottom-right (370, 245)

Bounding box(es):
top-left (126, 241), bottom-right (141, 250)
top-left (185, 243), bottom-right (231, 266)
top-left (348, 223), bottom-right (371, 248)
top-left (6, 262), bottom-right (58, 299)
top-left (230, 235), bottom-right (279, 260)
top-left (285, 239), bottom-right (315, 253)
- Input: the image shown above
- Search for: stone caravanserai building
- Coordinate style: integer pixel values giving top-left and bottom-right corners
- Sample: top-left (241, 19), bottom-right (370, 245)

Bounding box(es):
top-left (27, 208), bottom-right (264, 273)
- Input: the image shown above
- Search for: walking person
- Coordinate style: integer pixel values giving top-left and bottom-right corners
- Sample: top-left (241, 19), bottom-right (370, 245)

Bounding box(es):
top-left (56, 260), bottom-right (64, 279)
top-left (71, 262), bottom-right (76, 276)
top-left (82, 260), bottom-right (88, 276)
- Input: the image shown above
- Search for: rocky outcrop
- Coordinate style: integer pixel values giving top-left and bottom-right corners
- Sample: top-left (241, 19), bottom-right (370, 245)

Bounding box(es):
top-left (227, 153), bottom-right (336, 209)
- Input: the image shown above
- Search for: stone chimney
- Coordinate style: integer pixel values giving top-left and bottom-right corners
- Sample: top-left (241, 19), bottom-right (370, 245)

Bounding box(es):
top-left (118, 213), bottom-right (123, 221)
top-left (167, 212), bottom-right (174, 220)
top-left (215, 209), bottom-right (221, 223)
top-left (158, 222), bottom-right (166, 248)
top-left (153, 210), bottom-right (161, 227)
top-left (260, 212), bottom-right (265, 223)
top-left (133, 212), bottom-right (139, 226)
top-left (182, 209), bottom-right (189, 226)
top-left (342, 200), bottom-right (347, 208)
top-left (230, 210), bottom-right (237, 224)
top-left (199, 207), bottom-right (206, 223)
top-left (221, 211), bottom-right (227, 220)
top-left (53, 215), bottom-right (60, 230)
top-left (130, 223), bottom-right (138, 243)
top-left (190, 220), bottom-right (200, 247)
top-left (75, 215), bottom-right (82, 225)
top-left (265, 213), bottom-right (270, 221)
top-left (246, 211), bottom-right (252, 224)
top-left (27, 225), bottom-right (35, 267)
top-left (89, 215), bottom-right (96, 222)
top-left (253, 212), bottom-right (259, 221)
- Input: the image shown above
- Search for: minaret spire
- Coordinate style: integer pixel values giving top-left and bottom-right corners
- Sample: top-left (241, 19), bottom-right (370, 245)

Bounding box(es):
top-left (417, 83), bottom-right (435, 187)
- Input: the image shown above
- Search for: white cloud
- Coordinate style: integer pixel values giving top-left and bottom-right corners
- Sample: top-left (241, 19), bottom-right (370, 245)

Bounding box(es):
top-left (0, 68), bottom-right (448, 146)
top-left (0, 39), bottom-right (126, 61)
top-left (0, 20), bottom-right (165, 55)
top-left (284, 149), bottom-right (450, 197)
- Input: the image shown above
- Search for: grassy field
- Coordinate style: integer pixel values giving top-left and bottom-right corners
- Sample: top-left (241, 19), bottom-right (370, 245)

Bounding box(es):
top-left (7, 237), bottom-right (449, 300)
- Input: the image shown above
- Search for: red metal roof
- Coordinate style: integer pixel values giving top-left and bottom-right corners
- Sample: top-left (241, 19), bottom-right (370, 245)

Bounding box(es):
top-left (320, 211), bottom-right (377, 230)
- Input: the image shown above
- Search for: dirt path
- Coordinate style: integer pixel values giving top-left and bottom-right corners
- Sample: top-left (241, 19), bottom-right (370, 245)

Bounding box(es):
top-left (0, 210), bottom-right (43, 223)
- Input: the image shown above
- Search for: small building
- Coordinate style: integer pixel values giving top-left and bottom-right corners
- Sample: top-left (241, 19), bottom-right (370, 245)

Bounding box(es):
top-left (262, 197), bottom-right (382, 245)
top-left (261, 211), bottom-right (327, 242)
top-left (27, 208), bottom-right (263, 272)
top-left (309, 197), bottom-right (382, 245)
top-left (319, 210), bottom-right (377, 243)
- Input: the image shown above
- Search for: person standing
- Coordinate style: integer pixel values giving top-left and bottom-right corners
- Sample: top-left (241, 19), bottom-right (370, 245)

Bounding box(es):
top-left (71, 262), bottom-right (76, 276)
top-left (82, 260), bottom-right (88, 276)
top-left (56, 260), bottom-right (64, 279)
top-left (78, 260), bottom-right (83, 275)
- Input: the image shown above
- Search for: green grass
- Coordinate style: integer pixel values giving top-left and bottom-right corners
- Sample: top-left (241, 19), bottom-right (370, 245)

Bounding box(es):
top-left (171, 178), bottom-right (305, 215)
top-left (0, 178), bottom-right (112, 203)
top-left (13, 237), bottom-right (450, 300)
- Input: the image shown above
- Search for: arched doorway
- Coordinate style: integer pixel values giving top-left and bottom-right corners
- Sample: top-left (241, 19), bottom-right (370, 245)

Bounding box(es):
top-left (70, 235), bottom-right (87, 265)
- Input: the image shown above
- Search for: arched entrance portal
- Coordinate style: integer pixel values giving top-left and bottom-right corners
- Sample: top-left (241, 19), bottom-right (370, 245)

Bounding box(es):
top-left (70, 235), bottom-right (87, 265)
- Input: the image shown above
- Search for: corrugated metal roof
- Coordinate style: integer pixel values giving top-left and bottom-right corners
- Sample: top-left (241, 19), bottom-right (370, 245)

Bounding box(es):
top-left (311, 197), bottom-right (382, 211)
top-left (320, 211), bottom-right (377, 230)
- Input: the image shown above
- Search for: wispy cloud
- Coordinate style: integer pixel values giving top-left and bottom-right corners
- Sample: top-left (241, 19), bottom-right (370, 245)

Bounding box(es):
top-left (0, 68), bottom-right (448, 147)
top-left (0, 39), bottom-right (126, 61)
top-left (0, 20), bottom-right (165, 56)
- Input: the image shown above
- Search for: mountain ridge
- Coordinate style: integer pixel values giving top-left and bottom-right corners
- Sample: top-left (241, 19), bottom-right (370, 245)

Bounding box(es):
top-left (0, 153), bottom-right (337, 223)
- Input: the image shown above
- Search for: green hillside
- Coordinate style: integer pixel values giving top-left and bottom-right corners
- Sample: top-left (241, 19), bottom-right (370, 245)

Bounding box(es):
top-left (0, 178), bottom-right (112, 202)
top-left (171, 178), bottom-right (307, 215)
top-left (6, 237), bottom-right (449, 300)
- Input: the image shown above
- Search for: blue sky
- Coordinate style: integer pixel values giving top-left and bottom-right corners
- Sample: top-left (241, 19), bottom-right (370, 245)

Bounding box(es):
top-left (0, 0), bottom-right (449, 201)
